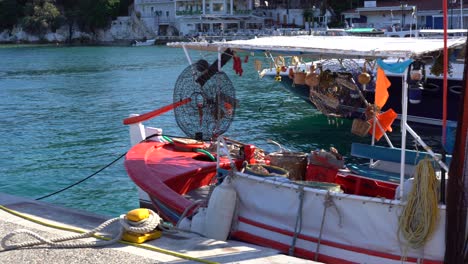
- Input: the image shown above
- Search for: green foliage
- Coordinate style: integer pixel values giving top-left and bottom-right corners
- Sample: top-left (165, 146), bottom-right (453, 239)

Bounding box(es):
top-left (0, 0), bottom-right (23, 30)
top-left (22, 0), bottom-right (64, 34)
top-left (302, 8), bottom-right (313, 21)
top-left (326, 0), bottom-right (356, 28)
top-left (118, 0), bottom-right (130, 16)
top-left (2, 0), bottom-right (122, 35)
top-left (76, 0), bottom-right (120, 32)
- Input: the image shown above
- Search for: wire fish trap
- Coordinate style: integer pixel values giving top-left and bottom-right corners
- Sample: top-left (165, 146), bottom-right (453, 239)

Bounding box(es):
top-left (351, 118), bottom-right (371, 137)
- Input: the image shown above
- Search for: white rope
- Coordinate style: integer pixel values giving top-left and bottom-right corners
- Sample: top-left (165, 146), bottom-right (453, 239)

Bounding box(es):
top-left (1, 210), bottom-right (161, 250)
top-left (1, 218), bottom-right (123, 250)
top-left (289, 186), bottom-right (304, 256)
top-left (315, 192), bottom-right (342, 261)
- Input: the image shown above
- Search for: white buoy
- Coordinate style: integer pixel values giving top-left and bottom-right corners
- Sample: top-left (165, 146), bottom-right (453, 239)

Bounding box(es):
top-left (204, 180), bottom-right (237, 241)
top-left (190, 207), bottom-right (207, 235)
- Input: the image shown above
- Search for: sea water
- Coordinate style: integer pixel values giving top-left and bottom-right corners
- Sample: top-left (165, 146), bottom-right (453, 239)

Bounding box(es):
top-left (0, 45), bottom-right (444, 216)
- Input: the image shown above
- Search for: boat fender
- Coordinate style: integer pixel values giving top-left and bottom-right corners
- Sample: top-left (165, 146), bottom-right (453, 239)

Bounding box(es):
top-left (204, 180), bottom-right (237, 241)
top-left (190, 208), bottom-right (207, 236)
top-left (121, 208), bottom-right (162, 244)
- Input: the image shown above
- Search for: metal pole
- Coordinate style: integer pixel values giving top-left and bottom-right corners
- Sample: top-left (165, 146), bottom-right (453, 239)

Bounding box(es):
top-left (400, 67), bottom-right (409, 199)
top-left (461, 0), bottom-right (464, 29)
top-left (415, 6), bottom-right (418, 37)
top-left (451, 1), bottom-right (454, 29)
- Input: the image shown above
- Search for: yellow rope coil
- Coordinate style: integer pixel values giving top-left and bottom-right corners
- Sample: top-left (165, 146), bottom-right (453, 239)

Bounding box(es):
top-left (398, 158), bottom-right (439, 251)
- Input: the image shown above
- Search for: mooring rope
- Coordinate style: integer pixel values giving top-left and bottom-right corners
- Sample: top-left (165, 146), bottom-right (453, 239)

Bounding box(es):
top-left (1, 218), bottom-right (123, 249)
top-left (1, 209), bottom-right (160, 250)
top-left (0, 205), bottom-right (217, 264)
top-left (289, 186), bottom-right (305, 256)
top-left (315, 192), bottom-right (342, 261)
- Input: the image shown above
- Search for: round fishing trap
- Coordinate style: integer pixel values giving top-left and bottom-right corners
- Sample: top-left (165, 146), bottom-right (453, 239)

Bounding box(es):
top-left (309, 59), bottom-right (374, 117)
top-left (173, 59), bottom-right (236, 141)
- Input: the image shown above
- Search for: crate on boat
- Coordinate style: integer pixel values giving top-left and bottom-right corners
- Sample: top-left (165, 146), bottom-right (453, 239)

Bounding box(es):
top-left (267, 152), bottom-right (308, 181)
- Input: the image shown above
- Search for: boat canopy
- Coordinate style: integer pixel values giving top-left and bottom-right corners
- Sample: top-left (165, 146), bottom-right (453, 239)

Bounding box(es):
top-left (168, 35), bottom-right (466, 59)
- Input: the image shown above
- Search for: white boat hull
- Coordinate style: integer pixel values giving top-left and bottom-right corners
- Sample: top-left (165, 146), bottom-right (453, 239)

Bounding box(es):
top-left (230, 173), bottom-right (446, 263)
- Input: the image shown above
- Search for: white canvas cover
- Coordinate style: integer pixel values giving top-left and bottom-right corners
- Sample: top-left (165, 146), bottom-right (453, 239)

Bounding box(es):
top-left (168, 35), bottom-right (466, 59)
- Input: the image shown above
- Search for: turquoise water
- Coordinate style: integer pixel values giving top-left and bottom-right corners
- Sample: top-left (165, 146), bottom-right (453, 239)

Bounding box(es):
top-left (0, 45), bottom-right (442, 217)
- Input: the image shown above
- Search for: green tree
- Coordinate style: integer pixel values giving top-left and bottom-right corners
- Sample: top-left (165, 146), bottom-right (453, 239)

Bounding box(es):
top-left (0, 0), bottom-right (23, 30)
top-left (22, 0), bottom-right (64, 35)
top-left (118, 0), bottom-right (130, 16)
top-left (77, 0), bottom-right (119, 33)
top-left (56, 0), bottom-right (80, 43)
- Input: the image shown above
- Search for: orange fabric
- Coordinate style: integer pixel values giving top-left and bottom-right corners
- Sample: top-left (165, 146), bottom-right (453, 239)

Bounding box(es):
top-left (368, 108), bottom-right (398, 140)
top-left (374, 67), bottom-right (391, 108)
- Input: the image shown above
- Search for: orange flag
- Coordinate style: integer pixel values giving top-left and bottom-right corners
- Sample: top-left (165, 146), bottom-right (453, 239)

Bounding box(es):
top-left (374, 67), bottom-right (391, 108)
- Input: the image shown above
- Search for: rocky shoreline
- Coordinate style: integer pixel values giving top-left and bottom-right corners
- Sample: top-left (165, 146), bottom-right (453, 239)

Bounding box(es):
top-left (0, 16), bottom-right (168, 46)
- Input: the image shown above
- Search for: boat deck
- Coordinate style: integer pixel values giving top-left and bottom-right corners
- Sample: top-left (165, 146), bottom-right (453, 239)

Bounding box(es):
top-left (0, 192), bottom-right (320, 263)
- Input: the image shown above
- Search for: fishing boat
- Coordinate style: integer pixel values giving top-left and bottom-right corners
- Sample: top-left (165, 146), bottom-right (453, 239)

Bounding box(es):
top-left (258, 38), bottom-right (465, 127)
top-left (123, 35), bottom-right (467, 263)
top-left (131, 38), bottom-right (156, 46)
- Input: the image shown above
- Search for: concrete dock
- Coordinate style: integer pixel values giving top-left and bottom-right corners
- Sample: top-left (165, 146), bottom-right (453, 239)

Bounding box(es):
top-left (0, 193), bottom-right (321, 263)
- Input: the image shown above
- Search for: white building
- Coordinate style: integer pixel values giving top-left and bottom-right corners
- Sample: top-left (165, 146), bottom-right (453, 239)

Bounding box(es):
top-left (132, 0), bottom-right (266, 36)
top-left (342, 0), bottom-right (468, 31)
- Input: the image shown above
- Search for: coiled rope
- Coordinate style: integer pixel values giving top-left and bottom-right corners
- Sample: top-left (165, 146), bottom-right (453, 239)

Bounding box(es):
top-left (398, 158), bottom-right (439, 251)
top-left (0, 205), bottom-right (217, 264)
top-left (1, 209), bottom-right (160, 250)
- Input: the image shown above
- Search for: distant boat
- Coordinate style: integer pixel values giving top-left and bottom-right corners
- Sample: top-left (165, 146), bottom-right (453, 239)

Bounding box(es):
top-left (260, 48), bottom-right (465, 127)
top-left (131, 38), bottom-right (156, 46)
top-left (345, 27), bottom-right (385, 36)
